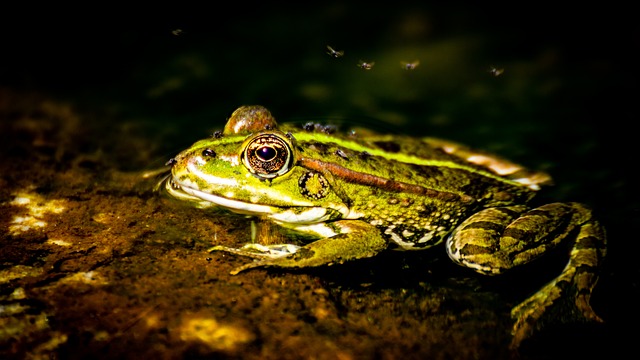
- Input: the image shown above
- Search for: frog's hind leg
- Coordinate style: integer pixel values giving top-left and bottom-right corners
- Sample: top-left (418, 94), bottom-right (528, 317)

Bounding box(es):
top-left (445, 203), bottom-right (606, 349)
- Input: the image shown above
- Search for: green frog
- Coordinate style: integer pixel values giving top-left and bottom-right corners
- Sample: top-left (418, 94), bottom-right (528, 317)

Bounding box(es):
top-left (163, 105), bottom-right (606, 349)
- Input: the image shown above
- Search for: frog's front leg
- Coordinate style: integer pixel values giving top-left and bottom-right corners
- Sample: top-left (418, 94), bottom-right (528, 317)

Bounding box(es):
top-left (208, 219), bottom-right (303, 260)
top-left (210, 220), bottom-right (388, 275)
top-left (445, 203), bottom-right (606, 349)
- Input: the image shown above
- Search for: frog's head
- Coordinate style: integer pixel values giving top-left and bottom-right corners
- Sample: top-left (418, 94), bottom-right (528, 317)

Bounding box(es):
top-left (165, 106), bottom-right (353, 224)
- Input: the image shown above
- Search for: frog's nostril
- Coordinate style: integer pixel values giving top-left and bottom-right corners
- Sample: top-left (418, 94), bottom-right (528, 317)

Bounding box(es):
top-left (202, 149), bottom-right (216, 157)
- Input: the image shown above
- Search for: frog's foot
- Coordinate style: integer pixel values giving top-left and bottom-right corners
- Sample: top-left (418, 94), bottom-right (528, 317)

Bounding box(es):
top-left (209, 244), bottom-right (304, 275)
top-left (509, 271), bottom-right (603, 350)
top-left (508, 215), bottom-right (607, 350)
top-left (209, 243), bottom-right (301, 260)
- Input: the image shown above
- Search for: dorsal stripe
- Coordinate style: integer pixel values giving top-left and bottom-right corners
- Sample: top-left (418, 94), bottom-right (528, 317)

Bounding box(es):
top-left (299, 158), bottom-right (475, 203)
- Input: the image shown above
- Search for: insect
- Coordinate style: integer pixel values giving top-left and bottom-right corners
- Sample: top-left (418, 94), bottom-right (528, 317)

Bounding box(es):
top-left (326, 45), bottom-right (344, 58)
top-left (488, 66), bottom-right (505, 77)
top-left (401, 60), bottom-right (420, 70)
top-left (357, 60), bottom-right (375, 70)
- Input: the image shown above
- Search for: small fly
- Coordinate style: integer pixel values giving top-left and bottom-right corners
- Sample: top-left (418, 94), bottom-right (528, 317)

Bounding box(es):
top-left (357, 60), bottom-right (375, 70)
top-left (326, 45), bottom-right (344, 58)
top-left (488, 66), bottom-right (505, 77)
top-left (401, 60), bottom-right (420, 70)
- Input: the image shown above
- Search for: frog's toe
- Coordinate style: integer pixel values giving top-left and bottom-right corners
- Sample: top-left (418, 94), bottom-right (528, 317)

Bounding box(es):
top-left (226, 251), bottom-right (312, 275)
top-left (209, 243), bottom-right (301, 260)
top-left (229, 260), bottom-right (271, 275)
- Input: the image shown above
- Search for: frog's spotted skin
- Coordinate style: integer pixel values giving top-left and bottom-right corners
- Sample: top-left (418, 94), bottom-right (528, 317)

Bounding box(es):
top-left (164, 105), bottom-right (606, 349)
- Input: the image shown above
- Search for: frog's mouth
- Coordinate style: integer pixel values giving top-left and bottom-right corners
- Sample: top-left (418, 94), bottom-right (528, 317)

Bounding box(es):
top-left (165, 176), bottom-right (350, 224)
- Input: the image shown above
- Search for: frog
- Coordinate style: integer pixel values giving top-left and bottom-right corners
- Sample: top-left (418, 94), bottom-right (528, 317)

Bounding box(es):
top-left (163, 105), bottom-right (606, 349)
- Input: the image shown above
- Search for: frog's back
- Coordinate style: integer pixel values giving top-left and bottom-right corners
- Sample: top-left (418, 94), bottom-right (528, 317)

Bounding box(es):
top-left (286, 124), bottom-right (551, 206)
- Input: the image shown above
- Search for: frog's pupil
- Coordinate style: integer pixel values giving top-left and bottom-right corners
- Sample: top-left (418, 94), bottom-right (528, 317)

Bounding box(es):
top-left (257, 146), bottom-right (276, 161)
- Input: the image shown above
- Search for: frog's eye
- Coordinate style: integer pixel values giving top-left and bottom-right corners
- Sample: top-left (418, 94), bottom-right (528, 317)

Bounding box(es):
top-left (242, 134), bottom-right (293, 179)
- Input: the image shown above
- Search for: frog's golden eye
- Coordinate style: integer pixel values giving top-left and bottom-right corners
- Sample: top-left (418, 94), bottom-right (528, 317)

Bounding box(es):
top-left (242, 134), bottom-right (293, 179)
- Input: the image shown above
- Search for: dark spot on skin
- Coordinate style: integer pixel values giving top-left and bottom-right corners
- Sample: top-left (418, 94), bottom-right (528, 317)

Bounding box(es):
top-left (320, 125), bottom-right (337, 134)
top-left (264, 124), bottom-right (274, 130)
top-left (335, 149), bottom-right (349, 160)
top-left (387, 198), bottom-right (399, 205)
top-left (576, 235), bottom-right (606, 250)
top-left (202, 149), bottom-right (216, 157)
top-left (374, 141), bottom-right (401, 153)
top-left (212, 130), bottom-right (223, 139)
top-left (460, 243), bottom-right (494, 256)
top-left (416, 204), bottom-right (438, 218)
top-left (460, 220), bottom-right (505, 233)
top-left (308, 142), bottom-right (329, 154)
top-left (410, 163), bottom-right (446, 180)
top-left (303, 122), bottom-right (316, 131)
top-left (359, 151), bottom-right (371, 159)
top-left (206, 257), bottom-right (212, 261)
top-left (502, 227), bottom-right (536, 243)
top-left (459, 183), bottom-right (484, 199)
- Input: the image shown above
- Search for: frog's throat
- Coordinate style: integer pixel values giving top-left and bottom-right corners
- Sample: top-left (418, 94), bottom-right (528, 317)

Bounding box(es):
top-left (167, 178), bottom-right (355, 224)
